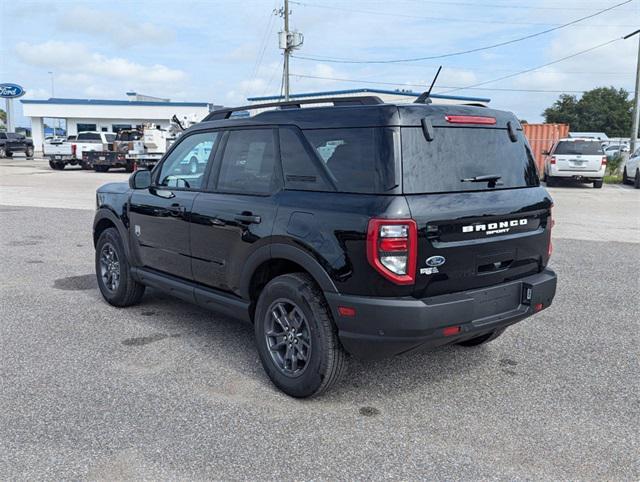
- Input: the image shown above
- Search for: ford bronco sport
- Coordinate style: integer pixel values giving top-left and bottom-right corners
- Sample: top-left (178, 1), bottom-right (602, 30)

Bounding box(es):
top-left (93, 96), bottom-right (557, 397)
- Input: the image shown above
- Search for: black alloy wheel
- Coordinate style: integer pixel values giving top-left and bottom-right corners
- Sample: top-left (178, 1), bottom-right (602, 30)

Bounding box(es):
top-left (99, 242), bottom-right (121, 292)
top-left (264, 299), bottom-right (312, 377)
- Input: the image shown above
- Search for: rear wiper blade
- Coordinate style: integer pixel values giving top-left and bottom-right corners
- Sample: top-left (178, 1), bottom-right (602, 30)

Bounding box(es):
top-left (461, 174), bottom-right (502, 183)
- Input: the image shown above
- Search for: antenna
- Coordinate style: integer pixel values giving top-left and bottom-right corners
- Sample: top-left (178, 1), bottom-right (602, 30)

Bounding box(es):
top-left (414, 66), bottom-right (442, 104)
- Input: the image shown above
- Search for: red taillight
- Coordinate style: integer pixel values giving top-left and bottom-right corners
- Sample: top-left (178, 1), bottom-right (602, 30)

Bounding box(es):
top-left (601, 156), bottom-right (607, 166)
top-left (443, 326), bottom-right (461, 336)
top-left (550, 156), bottom-right (556, 165)
top-left (445, 115), bottom-right (496, 125)
top-left (338, 306), bottom-right (356, 317)
top-left (534, 303), bottom-right (544, 312)
top-left (366, 218), bottom-right (417, 285)
top-left (71, 144), bottom-right (77, 156)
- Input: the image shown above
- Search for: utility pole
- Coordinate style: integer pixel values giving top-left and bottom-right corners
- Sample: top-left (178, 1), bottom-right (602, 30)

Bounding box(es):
top-left (283, 0), bottom-right (290, 101)
top-left (278, 0), bottom-right (303, 102)
top-left (627, 29), bottom-right (640, 153)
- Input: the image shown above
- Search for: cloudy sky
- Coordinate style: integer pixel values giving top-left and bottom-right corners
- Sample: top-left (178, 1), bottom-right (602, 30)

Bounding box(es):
top-left (1, 0), bottom-right (638, 126)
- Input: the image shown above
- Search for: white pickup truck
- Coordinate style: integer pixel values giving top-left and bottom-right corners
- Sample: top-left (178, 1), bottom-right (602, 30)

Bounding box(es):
top-left (46, 132), bottom-right (116, 170)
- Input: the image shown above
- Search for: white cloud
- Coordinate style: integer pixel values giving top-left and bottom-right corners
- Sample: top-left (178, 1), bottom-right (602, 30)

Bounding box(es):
top-left (57, 6), bottom-right (175, 46)
top-left (15, 41), bottom-right (186, 85)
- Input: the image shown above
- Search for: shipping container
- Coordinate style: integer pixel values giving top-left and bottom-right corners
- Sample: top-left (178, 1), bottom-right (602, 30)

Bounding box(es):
top-left (523, 123), bottom-right (570, 174)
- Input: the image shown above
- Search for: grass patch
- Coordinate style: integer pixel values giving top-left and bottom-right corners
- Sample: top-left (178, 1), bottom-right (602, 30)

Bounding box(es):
top-left (604, 175), bottom-right (622, 184)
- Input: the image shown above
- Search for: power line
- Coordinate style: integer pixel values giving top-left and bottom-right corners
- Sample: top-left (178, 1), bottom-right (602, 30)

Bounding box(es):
top-left (440, 37), bottom-right (623, 94)
top-left (290, 73), bottom-right (605, 93)
top-left (398, 0), bottom-right (637, 10)
top-left (290, 0), bottom-right (637, 27)
top-left (291, 0), bottom-right (633, 64)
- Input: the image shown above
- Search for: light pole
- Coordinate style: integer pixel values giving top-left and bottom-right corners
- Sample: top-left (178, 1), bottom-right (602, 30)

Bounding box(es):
top-left (626, 30), bottom-right (640, 154)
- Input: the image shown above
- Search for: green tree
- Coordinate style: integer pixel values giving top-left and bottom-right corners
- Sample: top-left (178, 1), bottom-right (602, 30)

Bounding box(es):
top-left (543, 87), bottom-right (633, 137)
top-left (0, 108), bottom-right (6, 124)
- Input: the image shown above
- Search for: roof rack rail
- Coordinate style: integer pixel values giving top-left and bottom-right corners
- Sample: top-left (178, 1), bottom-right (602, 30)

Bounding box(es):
top-left (203, 96), bottom-right (384, 121)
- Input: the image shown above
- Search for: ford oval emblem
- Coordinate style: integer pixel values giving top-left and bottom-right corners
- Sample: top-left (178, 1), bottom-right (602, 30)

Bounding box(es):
top-left (0, 83), bottom-right (26, 99)
top-left (426, 255), bottom-right (446, 267)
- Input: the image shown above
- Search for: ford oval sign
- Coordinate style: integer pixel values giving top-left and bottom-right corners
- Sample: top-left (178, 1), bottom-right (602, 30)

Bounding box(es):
top-left (426, 255), bottom-right (446, 267)
top-left (0, 83), bottom-right (26, 99)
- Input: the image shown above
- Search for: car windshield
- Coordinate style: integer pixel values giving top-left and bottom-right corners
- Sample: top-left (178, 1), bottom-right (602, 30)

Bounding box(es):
top-left (554, 141), bottom-right (603, 155)
top-left (402, 127), bottom-right (539, 194)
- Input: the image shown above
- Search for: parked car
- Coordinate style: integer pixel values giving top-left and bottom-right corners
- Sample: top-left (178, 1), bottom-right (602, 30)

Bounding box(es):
top-left (543, 138), bottom-right (606, 188)
top-left (93, 97), bottom-right (557, 397)
top-left (604, 144), bottom-right (629, 160)
top-left (622, 147), bottom-right (640, 188)
top-left (85, 129), bottom-right (143, 173)
top-left (0, 132), bottom-right (34, 159)
top-left (47, 132), bottom-right (116, 170)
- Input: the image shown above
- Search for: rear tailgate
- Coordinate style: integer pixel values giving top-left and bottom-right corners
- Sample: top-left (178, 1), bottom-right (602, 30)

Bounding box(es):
top-left (400, 112), bottom-right (552, 297)
top-left (406, 189), bottom-right (552, 297)
top-left (555, 154), bottom-right (602, 172)
top-left (43, 142), bottom-right (72, 156)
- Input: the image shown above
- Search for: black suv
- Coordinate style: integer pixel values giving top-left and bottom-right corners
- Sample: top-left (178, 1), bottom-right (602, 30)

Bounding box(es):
top-left (93, 96), bottom-right (557, 397)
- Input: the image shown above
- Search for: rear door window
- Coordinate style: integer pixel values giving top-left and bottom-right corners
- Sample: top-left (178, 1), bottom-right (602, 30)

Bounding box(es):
top-left (216, 129), bottom-right (277, 195)
top-left (402, 127), bottom-right (539, 194)
top-left (554, 141), bottom-right (603, 155)
top-left (303, 128), bottom-right (397, 193)
top-left (279, 128), bottom-right (331, 191)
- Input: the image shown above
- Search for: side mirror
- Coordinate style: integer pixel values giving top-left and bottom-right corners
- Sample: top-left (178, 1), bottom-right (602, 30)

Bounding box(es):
top-left (129, 169), bottom-right (151, 189)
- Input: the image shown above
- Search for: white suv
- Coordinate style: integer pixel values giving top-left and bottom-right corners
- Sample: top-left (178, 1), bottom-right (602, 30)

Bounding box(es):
top-left (622, 147), bottom-right (640, 188)
top-left (543, 138), bottom-right (606, 188)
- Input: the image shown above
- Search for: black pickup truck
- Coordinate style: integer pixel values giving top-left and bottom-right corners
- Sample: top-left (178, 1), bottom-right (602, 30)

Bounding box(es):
top-left (93, 96), bottom-right (557, 397)
top-left (0, 132), bottom-right (34, 158)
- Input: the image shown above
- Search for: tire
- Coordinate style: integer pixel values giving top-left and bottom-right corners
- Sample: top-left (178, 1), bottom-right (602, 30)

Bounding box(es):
top-left (95, 165), bottom-right (109, 173)
top-left (457, 328), bottom-right (506, 347)
top-left (49, 160), bottom-right (65, 170)
top-left (125, 161), bottom-right (135, 173)
top-left (254, 273), bottom-right (347, 398)
top-left (545, 175), bottom-right (555, 187)
top-left (25, 146), bottom-right (34, 159)
top-left (635, 170), bottom-right (640, 189)
top-left (622, 168), bottom-right (632, 185)
top-left (95, 227), bottom-right (145, 307)
top-left (80, 161), bottom-right (91, 170)
top-left (593, 180), bottom-right (603, 189)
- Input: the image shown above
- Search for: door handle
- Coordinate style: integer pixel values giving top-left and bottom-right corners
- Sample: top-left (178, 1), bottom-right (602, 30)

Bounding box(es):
top-left (234, 213), bottom-right (261, 224)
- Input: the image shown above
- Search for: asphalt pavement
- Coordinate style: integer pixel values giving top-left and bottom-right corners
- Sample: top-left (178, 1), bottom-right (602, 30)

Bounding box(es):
top-left (0, 157), bottom-right (638, 480)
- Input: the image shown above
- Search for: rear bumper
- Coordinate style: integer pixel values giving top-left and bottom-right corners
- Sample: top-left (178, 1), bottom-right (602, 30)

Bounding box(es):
top-left (549, 165), bottom-right (604, 179)
top-left (325, 269), bottom-right (557, 359)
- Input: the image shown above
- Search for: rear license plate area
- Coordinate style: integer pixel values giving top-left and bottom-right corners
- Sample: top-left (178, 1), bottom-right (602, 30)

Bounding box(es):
top-left (471, 283), bottom-right (521, 319)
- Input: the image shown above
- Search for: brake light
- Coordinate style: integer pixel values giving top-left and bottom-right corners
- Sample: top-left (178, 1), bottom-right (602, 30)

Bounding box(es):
top-left (367, 219), bottom-right (417, 285)
top-left (71, 144), bottom-right (77, 156)
top-left (550, 156), bottom-right (556, 165)
top-left (445, 115), bottom-right (496, 125)
top-left (601, 156), bottom-right (607, 166)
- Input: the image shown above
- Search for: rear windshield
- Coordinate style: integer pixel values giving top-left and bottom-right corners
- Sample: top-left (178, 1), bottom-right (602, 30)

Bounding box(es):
top-left (77, 133), bottom-right (101, 141)
top-left (402, 127), bottom-right (539, 194)
top-left (554, 140), bottom-right (603, 155)
top-left (303, 128), bottom-right (397, 193)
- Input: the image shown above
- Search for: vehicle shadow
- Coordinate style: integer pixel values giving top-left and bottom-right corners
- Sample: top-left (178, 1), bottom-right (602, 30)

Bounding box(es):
top-left (120, 288), bottom-right (500, 404)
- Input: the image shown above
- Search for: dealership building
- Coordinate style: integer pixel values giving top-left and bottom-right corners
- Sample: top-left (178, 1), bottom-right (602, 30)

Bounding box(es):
top-left (21, 92), bottom-right (215, 154)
